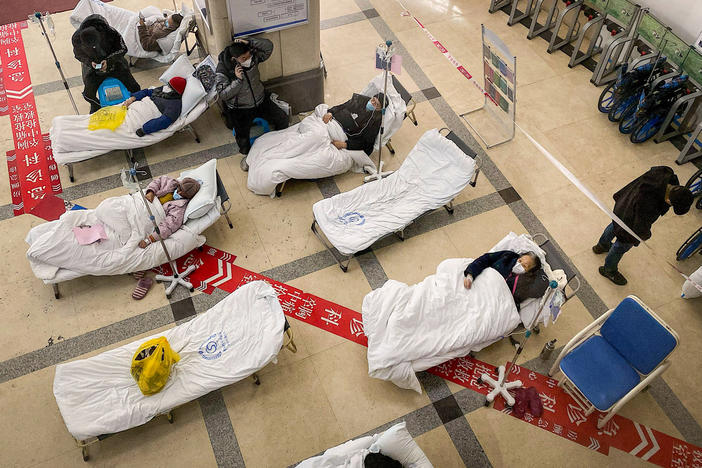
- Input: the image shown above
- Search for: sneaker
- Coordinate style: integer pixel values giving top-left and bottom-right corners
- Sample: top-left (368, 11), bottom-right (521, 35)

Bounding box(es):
top-left (240, 157), bottom-right (249, 172)
top-left (599, 266), bottom-right (627, 285)
top-left (592, 244), bottom-right (610, 254)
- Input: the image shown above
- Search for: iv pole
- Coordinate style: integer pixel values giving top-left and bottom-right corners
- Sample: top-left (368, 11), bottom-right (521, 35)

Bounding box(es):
top-left (125, 163), bottom-right (198, 298)
top-left (30, 12), bottom-right (80, 115)
top-left (364, 40), bottom-right (396, 183)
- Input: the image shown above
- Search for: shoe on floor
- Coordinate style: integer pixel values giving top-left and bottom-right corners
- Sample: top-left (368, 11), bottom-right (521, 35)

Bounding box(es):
top-left (240, 157), bottom-right (249, 172)
top-left (132, 277), bottom-right (153, 300)
top-left (599, 266), bottom-right (627, 285)
top-left (592, 244), bottom-right (610, 254)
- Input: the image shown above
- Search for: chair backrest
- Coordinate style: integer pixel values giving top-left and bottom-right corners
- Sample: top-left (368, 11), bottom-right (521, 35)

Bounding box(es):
top-left (600, 296), bottom-right (678, 375)
top-left (391, 75), bottom-right (413, 105)
top-left (444, 131), bottom-right (478, 160)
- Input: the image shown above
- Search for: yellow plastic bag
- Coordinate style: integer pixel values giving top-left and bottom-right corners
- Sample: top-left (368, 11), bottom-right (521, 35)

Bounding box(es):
top-left (130, 337), bottom-right (180, 396)
top-left (88, 104), bottom-right (127, 131)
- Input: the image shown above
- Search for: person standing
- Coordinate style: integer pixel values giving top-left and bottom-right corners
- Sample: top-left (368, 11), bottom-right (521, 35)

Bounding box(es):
top-left (593, 166), bottom-right (693, 285)
top-left (72, 15), bottom-right (140, 113)
top-left (215, 37), bottom-right (289, 170)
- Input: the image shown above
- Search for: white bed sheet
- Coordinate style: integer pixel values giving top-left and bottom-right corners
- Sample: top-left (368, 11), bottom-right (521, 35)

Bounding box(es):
top-left (51, 97), bottom-right (209, 165)
top-left (70, 0), bottom-right (194, 63)
top-left (312, 129), bottom-right (475, 256)
top-left (53, 281), bottom-right (284, 441)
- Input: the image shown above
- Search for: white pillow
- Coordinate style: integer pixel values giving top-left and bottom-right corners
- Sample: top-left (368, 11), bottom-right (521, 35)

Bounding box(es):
top-left (370, 422), bottom-right (432, 467)
top-left (159, 54), bottom-right (195, 85)
top-left (156, 31), bottom-right (178, 54)
top-left (180, 159), bottom-right (217, 221)
top-left (179, 75), bottom-right (207, 115)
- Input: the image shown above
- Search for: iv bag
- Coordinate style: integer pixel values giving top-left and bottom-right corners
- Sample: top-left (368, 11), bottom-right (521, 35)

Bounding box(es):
top-left (121, 169), bottom-right (141, 193)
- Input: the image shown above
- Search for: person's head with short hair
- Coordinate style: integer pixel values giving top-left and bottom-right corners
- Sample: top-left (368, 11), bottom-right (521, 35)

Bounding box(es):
top-left (517, 251), bottom-right (541, 273)
top-left (177, 177), bottom-right (200, 199)
top-left (364, 452), bottom-right (403, 468)
top-left (229, 42), bottom-right (252, 65)
top-left (369, 92), bottom-right (386, 111)
top-left (667, 185), bottom-right (694, 215)
top-left (168, 13), bottom-right (183, 28)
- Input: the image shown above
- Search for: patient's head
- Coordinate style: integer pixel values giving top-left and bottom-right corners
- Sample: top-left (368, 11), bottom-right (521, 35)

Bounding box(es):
top-left (165, 14), bottom-right (183, 29)
top-left (514, 251), bottom-right (541, 274)
top-left (176, 177), bottom-right (200, 200)
top-left (369, 93), bottom-right (387, 110)
top-left (364, 452), bottom-right (403, 468)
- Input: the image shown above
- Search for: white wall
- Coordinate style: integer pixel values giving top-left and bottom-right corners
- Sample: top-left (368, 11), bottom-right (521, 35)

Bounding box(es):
top-left (635, 0), bottom-right (702, 44)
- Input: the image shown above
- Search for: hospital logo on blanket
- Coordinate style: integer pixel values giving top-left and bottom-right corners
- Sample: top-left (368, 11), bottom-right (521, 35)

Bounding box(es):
top-left (199, 332), bottom-right (230, 360)
top-left (337, 212), bottom-right (365, 226)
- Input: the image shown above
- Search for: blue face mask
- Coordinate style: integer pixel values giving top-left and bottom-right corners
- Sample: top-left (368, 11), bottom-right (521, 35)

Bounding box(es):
top-left (164, 19), bottom-right (169, 28)
top-left (365, 100), bottom-right (376, 112)
top-left (173, 189), bottom-right (182, 200)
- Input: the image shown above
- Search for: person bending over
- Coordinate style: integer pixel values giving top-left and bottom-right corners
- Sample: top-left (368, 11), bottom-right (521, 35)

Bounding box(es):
top-left (215, 37), bottom-right (289, 167)
top-left (124, 76), bottom-right (186, 136)
top-left (139, 176), bottom-right (200, 248)
top-left (137, 12), bottom-right (183, 53)
top-left (593, 166), bottom-right (693, 285)
top-left (72, 15), bottom-right (140, 113)
top-left (322, 93), bottom-right (386, 156)
top-left (463, 250), bottom-right (547, 306)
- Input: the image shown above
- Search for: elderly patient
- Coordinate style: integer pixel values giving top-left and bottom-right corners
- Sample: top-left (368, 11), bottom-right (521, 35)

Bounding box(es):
top-left (124, 76), bottom-right (186, 137)
top-left (322, 92), bottom-right (387, 156)
top-left (138, 176), bottom-right (200, 248)
top-left (463, 250), bottom-right (547, 306)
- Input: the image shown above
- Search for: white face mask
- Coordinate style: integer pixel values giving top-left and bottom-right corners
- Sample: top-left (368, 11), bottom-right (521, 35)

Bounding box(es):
top-left (240, 57), bottom-right (252, 68)
top-left (162, 85), bottom-right (172, 93)
top-left (512, 262), bottom-right (526, 275)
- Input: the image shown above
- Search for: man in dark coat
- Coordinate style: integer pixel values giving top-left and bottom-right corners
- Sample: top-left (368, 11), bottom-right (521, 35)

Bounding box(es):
top-left (593, 166), bottom-right (693, 285)
top-left (72, 15), bottom-right (140, 113)
top-left (322, 93), bottom-right (387, 156)
top-left (215, 37), bottom-right (289, 169)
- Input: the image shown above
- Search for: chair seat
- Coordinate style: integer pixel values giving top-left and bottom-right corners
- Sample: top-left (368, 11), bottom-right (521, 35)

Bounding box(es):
top-left (560, 335), bottom-right (641, 410)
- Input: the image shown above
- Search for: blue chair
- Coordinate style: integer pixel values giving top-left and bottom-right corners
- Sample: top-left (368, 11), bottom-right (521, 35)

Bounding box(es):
top-left (548, 295), bottom-right (678, 428)
top-left (98, 77), bottom-right (131, 107)
top-left (232, 117), bottom-right (270, 146)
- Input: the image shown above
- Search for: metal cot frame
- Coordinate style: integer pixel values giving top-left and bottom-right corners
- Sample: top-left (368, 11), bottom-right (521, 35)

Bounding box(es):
top-left (51, 170), bottom-right (233, 299)
top-left (311, 128), bottom-right (482, 272)
top-left (75, 319), bottom-right (297, 462)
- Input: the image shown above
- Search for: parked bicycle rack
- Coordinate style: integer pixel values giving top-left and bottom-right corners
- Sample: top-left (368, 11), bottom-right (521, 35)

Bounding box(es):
top-left (547, 0), bottom-right (584, 53)
top-left (661, 47), bottom-right (702, 148)
top-left (489, 0), bottom-right (514, 14)
top-left (567, 0), bottom-right (607, 68)
top-left (677, 121), bottom-right (702, 164)
top-left (526, 0), bottom-right (560, 39)
top-left (591, 0), bottom-right (641, 85)
top-left (508, 0), bottom-right (537, 26)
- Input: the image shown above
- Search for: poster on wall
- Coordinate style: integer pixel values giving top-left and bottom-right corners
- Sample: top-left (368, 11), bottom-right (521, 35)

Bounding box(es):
top-left (227, 0), bottom-right (309, 37)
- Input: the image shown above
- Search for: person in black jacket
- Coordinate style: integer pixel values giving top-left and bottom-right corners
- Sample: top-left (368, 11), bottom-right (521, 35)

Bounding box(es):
top-left (72, 15), bottom-right (140, 113)
top-left (463, 250), bottom-right (548, 307)
top-left (593, 166), bottom-right (693, 285)
top-left (123, 76), bottom-right (186, 136)
top-left (322, 93), bottom-right (387, 156)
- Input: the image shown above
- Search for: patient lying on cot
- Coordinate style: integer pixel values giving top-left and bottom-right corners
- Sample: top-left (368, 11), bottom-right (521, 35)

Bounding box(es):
top-left (463, 250), bottom-right (549, 307)
top-left (138, 176), bottom-right (200, 248)
top-left (124, 76), bottom-right (186, 137)
top-left (322, 93), bottom-right (387, 155)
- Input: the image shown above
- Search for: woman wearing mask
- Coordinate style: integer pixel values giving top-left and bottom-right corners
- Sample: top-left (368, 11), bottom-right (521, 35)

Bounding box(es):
top-left (463, 250), bottom-right (544, 306)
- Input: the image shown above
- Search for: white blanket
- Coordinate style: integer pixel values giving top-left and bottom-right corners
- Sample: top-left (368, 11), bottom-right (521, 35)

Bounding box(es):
top-left (70, 0), bottom-right (194, 63)
top-left (25, 192), bottom-right (204, 281)
top-left (50, 97), bottom-right (208, 164)
top-left (313, 129), bottom-right (475, 255)
top-left (246, 104), bottom-right (376, 197)
top-left (363, 259), bottom-right (521, 393)
top-left (53, 281), bottom-right (285, 441)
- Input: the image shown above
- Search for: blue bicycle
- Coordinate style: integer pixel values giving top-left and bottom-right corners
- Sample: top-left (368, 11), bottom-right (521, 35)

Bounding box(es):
top-left (599, 57), bottom-right (667, 118)
top-left (619, 75), bottom-right (688, 135)
top-left (676, 228), bottom-right (702, 261)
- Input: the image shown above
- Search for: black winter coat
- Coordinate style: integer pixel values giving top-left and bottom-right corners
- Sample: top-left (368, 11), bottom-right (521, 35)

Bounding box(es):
top-left (71, 14), bottom-right (127, 71)
top-left (328, 93), bottom-right (383, 155)
top-left (612, 166), bottom-right (678, 245)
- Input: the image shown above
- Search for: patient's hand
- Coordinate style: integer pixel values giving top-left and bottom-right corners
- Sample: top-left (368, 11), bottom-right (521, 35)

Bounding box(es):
top-left (124, 96), bottom-right (136, 107)
top-left (145, 191), bottom-right (155, 202)
top-left (463, 276), bottom-right (473, 289)
top-left (331, 140), bottom-right (346, 150)
top-left (322, 112), bottom-right (332, 124)
top-left (138, 240), bottom-right (148, 249)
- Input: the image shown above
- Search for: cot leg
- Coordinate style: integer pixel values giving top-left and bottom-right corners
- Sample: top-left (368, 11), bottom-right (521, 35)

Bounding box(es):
top-left (52, 283), bottom-right (60, 299)
top-left (284, 328), bottom-right (298, 353)
top-left (444, 201), bottom-right (454, 215)
top-left (224, 211), bottom-right (234, 229)
top-left (395, 229), bottom-right (405, 241)
top-left (275, 180), bottom-right (286, 197)
top-left (252, 373), bottom-right (261, 385)
top-left (386, 140), bottom-right (396, 155)
top-left (186, 125), bottom-right (201, 143)
top-left (311, 220), bottom-right (351, 272)
top-left (409, 110), bottom-right (418, 126)
top-left (81, 445), bottom-right (89, 462)
top-left (67, 163), bottom-right (75, 183)
top-left (166, 411), bottom-right (174, 424)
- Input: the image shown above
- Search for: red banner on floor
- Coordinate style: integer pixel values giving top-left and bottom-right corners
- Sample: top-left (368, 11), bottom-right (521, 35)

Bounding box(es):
top-left (43, 134), bottom-right (62, 194)
top-left (6, 150), bottom-right (23, 214)
top-left (0, 23), bottom-right (54, 213)
top-left (0, 63), bottom-right (7, 115)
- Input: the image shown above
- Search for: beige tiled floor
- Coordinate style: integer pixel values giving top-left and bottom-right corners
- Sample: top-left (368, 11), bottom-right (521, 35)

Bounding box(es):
top-left (2, 0), bottom-right (702, 467)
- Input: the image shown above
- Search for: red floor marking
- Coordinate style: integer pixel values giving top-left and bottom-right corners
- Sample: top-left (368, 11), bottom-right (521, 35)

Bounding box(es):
top-left (156, 246), bottom-right (702, 466)
top-left (0, 23), bottom-right (54, 213)
top-left (6, 150), bottom-right (23, 215)
top-left (0, 63), bottom-right (7, 116)
top-left (43, 134), bottom-right (61, 194)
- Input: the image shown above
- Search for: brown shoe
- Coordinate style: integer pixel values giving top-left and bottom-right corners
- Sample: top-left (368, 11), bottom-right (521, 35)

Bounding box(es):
top-left (592, 244), bottom-right (610, 254)
top-left (599, 266), bottom-right (627, 285)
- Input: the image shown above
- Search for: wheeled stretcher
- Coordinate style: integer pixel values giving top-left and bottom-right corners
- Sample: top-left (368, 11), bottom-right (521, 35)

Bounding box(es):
top-left (52, 281), bottom-right (297, 461)
top-left (311, 128), bottom-right (481, 271)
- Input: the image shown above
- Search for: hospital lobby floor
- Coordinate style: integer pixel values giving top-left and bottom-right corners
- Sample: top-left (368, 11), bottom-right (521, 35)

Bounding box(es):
top-left (1, 0), bottom-right (702, 466)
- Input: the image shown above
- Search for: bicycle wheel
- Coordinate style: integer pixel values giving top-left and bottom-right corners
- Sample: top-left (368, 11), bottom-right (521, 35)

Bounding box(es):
top-left (618, 102), bottom-right (639, 133)
top-left (598, 81), bottom-right (617, 113)
top-left (676, 228), bottom-right (702, 260)
top-left (630, 116), bottom-right (663, 143)
top-left (685, 168), bottom-right (702, 197)
top-left (608, 94), bottom-right (636, 122)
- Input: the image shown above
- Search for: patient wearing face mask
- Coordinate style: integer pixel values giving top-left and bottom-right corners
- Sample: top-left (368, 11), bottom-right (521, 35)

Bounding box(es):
top-left (463, 250), bottom-right (546, 306)
top-left (138, 176), bottom-right (201, 248)
top-left (321, 92), bottom-right (387, 156)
